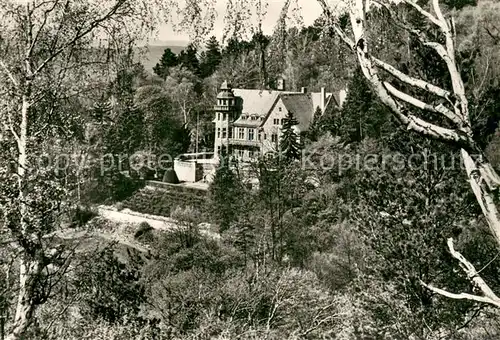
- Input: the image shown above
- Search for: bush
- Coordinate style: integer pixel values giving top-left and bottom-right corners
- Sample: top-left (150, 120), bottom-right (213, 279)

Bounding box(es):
top-left (139, 166), bottom-right (156, 180)
top-left (134, 222), bottom-right (154, 240)
top-left (70, 205), bottom-right (98, 228)
top-left (162, 168), bottom-right (179, 184)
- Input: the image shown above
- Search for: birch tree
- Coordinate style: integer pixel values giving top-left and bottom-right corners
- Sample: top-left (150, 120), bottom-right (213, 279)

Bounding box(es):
top-left (313, 0), bottom-right (500, 307)
top-left (0, 1), bottom-right (170, 338)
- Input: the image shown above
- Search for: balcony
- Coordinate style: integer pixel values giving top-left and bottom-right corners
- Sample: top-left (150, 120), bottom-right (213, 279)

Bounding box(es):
top-left (227, 139), bottom-right (261, 147)
top-left (214, 105), bottom-right (235, 111)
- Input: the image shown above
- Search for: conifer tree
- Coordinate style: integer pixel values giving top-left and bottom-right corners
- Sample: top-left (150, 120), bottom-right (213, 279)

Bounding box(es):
top-left (200, 36), bottom-right (222, 78)
top-left (178, 43), bottom-right (201, 76)
top-left (153, 48), bottom-right (179, 79)
top-left (305, 106), bottom-right (323, 142)
top-left (339, 68), bottom-right (391, 144)
top-left (280, 111), bottom-right (301, 160)
top-left (209, 163), bottom-right (245, 232)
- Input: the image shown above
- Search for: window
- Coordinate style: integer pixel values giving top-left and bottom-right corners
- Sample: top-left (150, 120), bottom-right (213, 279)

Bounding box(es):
top-left (217, 146), bottom-right (221, 153)
top-left (238, 128), bottom-right (245, 139)
top-left (278, 107), bottom-right (282, 112)
top-left (248, 129), bottom-right (255, 141)
top-left (222, 128), bottom-right (227, 138)
top-left (217, 128), bottom-right (221, 138)
top-left (264, 133), bottom-right (267, 140)
top-left (273, 118), bottom-right (280, 125)
top-left (229, 128), bottom-right (233, 138)
top-left (271, 133), bottom-right (278, 143)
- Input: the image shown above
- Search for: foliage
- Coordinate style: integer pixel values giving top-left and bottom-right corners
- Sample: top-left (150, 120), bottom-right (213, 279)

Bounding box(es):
top-left (70, 205), bottom-right (98, 228)
top-left (153, 48), bottom-right (179, 79)
top-left (279, 111), bottom-right (302, 161)
top-left (178, 43), bottom-right (201, 76)
top-left (208, 165), bottom-right (247, 232)
top-left (74, 244), bottom-right (146, 324)
top-left (338, 68), bottom-right (393, 143)
top-left (200, 36), bottom-right (222, 78)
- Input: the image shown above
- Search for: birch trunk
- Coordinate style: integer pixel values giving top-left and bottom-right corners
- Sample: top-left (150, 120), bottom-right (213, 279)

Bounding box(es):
top-left (6, 85), bottom-right (38, 340)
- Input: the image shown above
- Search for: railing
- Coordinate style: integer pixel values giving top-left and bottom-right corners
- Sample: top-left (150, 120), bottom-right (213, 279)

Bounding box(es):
top-left (214, 105), bottom-right (236, 111)
top-left (228, 139), bottom-right (261, 147)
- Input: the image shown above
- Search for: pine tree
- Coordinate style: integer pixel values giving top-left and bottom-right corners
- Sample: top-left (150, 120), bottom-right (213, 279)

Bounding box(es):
top-left (339, 67), bottom-right (391, 144)
top-left (209, 165), bottom-right (245, 232)
top-left (280, 111), bottom-right (301, 160)
top-left (200, 36), bottom-right (222, 78)
top-left (153, 48), bottom-right (179, 79)
top-left (305, 106), bottom-right (323, 142)
top-left (178, 43), bottom-right (200, 76)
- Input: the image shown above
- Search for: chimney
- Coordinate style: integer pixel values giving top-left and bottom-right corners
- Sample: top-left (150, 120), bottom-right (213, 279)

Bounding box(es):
top-left (301, 87), bottom-right (307, 94)
top-left (339, 89), bottom-right (348, 108)
top-left (277, 77), bottom-right (285, 91)
top-left (320, 87), bottom-right (326, 113)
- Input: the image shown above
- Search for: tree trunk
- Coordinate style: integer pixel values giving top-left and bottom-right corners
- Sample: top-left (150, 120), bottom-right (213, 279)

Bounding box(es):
top-left (6, 87), bottom-right (39, 340)
top-left (6, 260), bottom-right (38, 340)
top-left (461, 149), bottom-right (500, 245)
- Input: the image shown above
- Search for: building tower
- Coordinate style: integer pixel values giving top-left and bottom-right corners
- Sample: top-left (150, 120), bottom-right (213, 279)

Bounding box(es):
top-left (214, 81), bottom-right (237, 157)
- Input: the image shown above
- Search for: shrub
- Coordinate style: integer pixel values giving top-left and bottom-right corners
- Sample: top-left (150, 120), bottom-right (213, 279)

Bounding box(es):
top-left (70, 205), bottom-right (98, 227)
top-left (162, 168), bottom-right (179, 184)
top-left (134, 222), bottom-right (154, 240)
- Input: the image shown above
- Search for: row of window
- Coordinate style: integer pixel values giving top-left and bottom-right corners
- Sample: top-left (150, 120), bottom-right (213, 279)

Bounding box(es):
top-left (217, 113), bottom-right (230, 121)
top-left (216, 111), bottom-right (286, 125)
top-left (216, 147), bottom-right (258, 159)
top-left (217, 127), bottom-right (278, 143)
top-left (217, 99), bottom-right (234, 106)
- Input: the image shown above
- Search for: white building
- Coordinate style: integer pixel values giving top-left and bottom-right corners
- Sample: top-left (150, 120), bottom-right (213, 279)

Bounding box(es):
top-left (213, 81), bottom-right (339, 161)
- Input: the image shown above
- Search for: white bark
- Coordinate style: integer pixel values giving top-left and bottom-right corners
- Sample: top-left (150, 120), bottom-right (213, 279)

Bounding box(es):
top-left (420, 238), bottom-right (500, 309)
top-left (317, 0), bottom-right (500, 307)
top-left (462, 149), bottom-right (500, 244)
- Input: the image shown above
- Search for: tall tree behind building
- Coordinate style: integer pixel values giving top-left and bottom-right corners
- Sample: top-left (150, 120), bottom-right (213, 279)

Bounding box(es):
top-left (200, 36), bottom-right (222, 78)
top-left (153, 48), bottom-right (179, 79)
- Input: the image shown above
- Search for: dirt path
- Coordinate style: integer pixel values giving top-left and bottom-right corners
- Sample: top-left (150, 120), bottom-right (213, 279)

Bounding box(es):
top-left (97, 206), bottom-right (220, 240)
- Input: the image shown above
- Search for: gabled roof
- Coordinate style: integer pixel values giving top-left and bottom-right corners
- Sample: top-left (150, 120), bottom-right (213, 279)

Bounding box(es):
top-left (227, 88), bottom-right (335, 129)
top-left (280, 94), bottom-right (315, 131)
top-left (232, 89), bottom-right (297, 127)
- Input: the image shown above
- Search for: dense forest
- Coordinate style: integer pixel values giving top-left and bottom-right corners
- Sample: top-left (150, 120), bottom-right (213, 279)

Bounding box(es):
top-left (1, 0), bottom-right (500, 339)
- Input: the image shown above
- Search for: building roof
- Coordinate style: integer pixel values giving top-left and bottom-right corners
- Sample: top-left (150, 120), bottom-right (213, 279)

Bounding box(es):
top-left (232, 89), bottom-right (295, 127)
top-left (226, 88), bottom-right (335, 129)
top-left (280, 94), bottom-right (315, 131)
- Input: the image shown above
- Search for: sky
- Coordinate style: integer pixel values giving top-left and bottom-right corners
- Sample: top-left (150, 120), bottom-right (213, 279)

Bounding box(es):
top-left (151, 0), bottom-right (324, 45)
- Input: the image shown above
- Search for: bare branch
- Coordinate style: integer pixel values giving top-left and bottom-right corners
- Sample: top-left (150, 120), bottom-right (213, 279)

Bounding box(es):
top-left (33, 0), bottom-right (127, 77)
top-left (462, 150), bottom-right (500, 244)
top-left (0, 59), bottom-right (19, 86)
top-left (420, 281), bottom-right (500, 308)
top-left (421, 238), bottom-right (500, 308)
top-left (402, 0), bottom-right (443, 29)
top-left (371, 57), bottom-right (451, 99)
top-left (383, 82), bottom-right (462, 125)
top-left (27, 0), bottom-right (61, 60)
top-left (317, 0), bottom-right (355, 47)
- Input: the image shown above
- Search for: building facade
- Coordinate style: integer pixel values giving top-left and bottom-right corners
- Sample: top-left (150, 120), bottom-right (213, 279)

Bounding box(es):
top-left (213, 81), bottom-right (337, 161)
